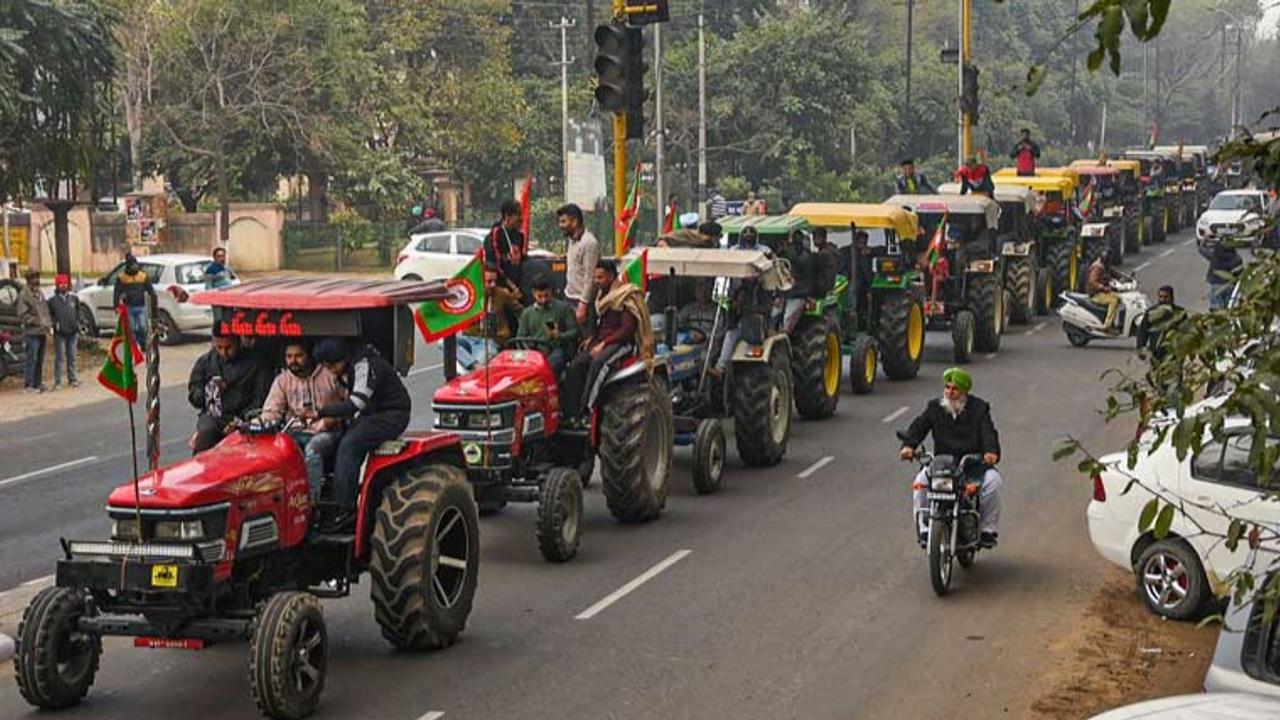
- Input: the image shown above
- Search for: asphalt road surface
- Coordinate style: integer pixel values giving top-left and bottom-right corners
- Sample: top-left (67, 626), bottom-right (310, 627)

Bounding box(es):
top-left (0, 233), bottom-right (1210, 720)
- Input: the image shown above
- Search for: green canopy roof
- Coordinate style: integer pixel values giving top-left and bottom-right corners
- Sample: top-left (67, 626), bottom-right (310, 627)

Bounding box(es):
top-left (718, 214), bottom-right (809, 235)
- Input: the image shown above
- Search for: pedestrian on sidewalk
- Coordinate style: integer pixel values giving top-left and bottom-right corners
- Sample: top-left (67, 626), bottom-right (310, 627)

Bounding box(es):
top-left (113, 253), bottom-right (155, 349)
top-left (204, 246), bottom-right (234, 289)
top-left (17, 269), bottom-right (52, 393)
top-left (47, 274), bottom-right (82, 388)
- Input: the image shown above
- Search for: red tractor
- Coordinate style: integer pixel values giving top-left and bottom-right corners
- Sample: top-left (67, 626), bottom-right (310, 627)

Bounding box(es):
top-left (14, 280), bottom-right (480, 720)
top-left (435, 330), bottom-right (674, 563)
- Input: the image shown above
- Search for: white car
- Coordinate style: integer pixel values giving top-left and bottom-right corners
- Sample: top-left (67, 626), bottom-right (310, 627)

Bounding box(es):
top-left (78, 253), bottom-right (239, 345)
top-left (1204, 568), bottom-right (1280, 697)
top-left (393, 228), bottom-right (488, 281)
top-left (1088, 693), bottom-right (1280, 719)
top-left (1197, 190), bottom-right (1274, 243)
top-left (1087, 415), bottom-right (1280, 620)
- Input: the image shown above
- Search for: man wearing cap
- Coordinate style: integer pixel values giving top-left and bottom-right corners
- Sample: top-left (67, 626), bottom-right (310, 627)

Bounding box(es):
top-left (17, 270), bottom-right (52, 393)
top-left (47, 274), bottom-right (82, 388)
top-left (898, 367), bottom-right (1003, 548)
top-left (308, 338), bottom-right (411, 528)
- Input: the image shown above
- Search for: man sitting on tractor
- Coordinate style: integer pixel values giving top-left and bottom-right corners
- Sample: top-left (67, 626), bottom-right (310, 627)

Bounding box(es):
top-left (676, 279), bottom-right (720, 345)
top-left (259, 339), bottom-right (345, 502)
top-left (188, 330), bottom-right (273, 453)
top-left (310, 337), bottom-right (412, 529)
top-left (775, 228), bottom-right (813, 334)
top-left (956, 156), bottom-right (995, 197)
top-left (560, 260), bottom-right (653, 420)
top-left (811, 227), bottom-right (839, 298)
top-left (517, 278), bottom-right (579, 373)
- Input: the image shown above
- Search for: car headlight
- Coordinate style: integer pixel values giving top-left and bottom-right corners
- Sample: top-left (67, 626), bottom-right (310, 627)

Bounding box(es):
top-left (154, 519), bottom-right (205, 541)
top-left (931, 476), bottom-right (954, 493)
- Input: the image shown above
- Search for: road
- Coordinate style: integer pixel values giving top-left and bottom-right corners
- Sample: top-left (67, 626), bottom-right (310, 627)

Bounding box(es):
top-left (0, 233), bottom-right (1207, 720)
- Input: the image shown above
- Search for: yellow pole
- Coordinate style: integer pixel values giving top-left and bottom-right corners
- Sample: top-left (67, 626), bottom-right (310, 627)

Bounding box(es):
top-left (961, 0), bottom-right (972, 160)
top-left (612, 0), bottom-right (628, 256)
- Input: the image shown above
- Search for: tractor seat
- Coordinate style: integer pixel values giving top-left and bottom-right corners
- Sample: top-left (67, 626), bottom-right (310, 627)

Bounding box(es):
top-left (372, 440), bottom-right (407, 456)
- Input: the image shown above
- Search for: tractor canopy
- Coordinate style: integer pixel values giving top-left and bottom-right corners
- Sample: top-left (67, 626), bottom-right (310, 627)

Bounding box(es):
top-left (787, 202), bottom-right (920, 239)
top-left (883, 194), bottom-right (1001, 228)
top-left (937, 183), bottom-right (1035, 214)
top-left (993, 174), bottom-right (1078, 198)
top-left (626, 246), bottom-right (792, 292)
top-left (718, 214), bottom-right (809, 239)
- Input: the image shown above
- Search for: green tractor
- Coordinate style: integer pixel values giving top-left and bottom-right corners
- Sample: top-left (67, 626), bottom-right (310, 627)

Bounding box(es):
top-left (1107, 158), bottom-right (1159, 247)
top-left (786, 203), bottom-right (926, 386)
top-left (940, 182), bottom-right (1046, 324)
top-left (993, 174), bottom-right (1085, 303)
top-left (719, 215), bottom-right (857, 420)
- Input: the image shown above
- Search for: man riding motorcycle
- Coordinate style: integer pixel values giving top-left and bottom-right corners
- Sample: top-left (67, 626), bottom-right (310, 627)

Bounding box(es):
top-left (898, 368), bottom-right (1003, 548)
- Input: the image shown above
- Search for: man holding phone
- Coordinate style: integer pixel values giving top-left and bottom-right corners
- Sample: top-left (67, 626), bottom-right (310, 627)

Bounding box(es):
top-left (517, 279), bottom-right (579, 373)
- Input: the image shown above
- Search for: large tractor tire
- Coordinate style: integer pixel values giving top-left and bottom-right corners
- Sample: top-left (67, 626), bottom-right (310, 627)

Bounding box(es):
top-left (967, 273), bottom-right (1003, 353)
top-left (1034, 266), bottom-right (1054, 316)
top-left (15, 587), bottom-right (101, 711)
top-left (370, 464), bottom-right (479, 651)
top-left (250, 592), bottom-right (327, 720)
top-left (536, 467), bottom-right (583, 563)
top-left (691, 418), bottom-right (726, 495)
top-left (733, 352), bottom-right (793, 467)
top-left (791, 317), bottom-right (840, 419)
top-left (598, 379), bottom-right (673, 523)
top-left (876, 292), bottom-right (925, 380)
top-left (1123, 219), bottom-right (1141, 254)
top-left (848, 335), bottom-right (877, 395)
top-left (1005, 255), bottom-right (1035, 325)
top-left (1045, 241), bottom-right (1076, 303)
top-left (951, 310), bottom-right (976, 364)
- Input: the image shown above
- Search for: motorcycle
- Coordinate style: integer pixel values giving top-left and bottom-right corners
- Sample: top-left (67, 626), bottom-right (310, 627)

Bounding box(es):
top-left (0, 330), bottom-right (19, 381)
top-left (899, 431), bottom-right (988, 596)
top-left (1057, 271), bottom-right (1149, 347)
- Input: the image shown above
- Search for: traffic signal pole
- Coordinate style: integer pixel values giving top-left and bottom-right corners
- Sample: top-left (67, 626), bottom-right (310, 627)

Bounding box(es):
top-left (612, 0), bottom-right (628, 256)
top-left (961, 0), bottom-right (973, 161)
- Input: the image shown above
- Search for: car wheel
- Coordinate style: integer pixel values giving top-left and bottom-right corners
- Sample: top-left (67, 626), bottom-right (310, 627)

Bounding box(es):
top-left (1135, 539), bottom-right (1208, 620)
top-left (156, 310), bottom-right (181, 346)
top-left (402, 274), bottom-right (423, 282)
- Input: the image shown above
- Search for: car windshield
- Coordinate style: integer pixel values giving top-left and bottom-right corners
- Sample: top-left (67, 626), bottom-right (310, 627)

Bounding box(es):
top-left (1209, 194), bottom-right (1262, 212)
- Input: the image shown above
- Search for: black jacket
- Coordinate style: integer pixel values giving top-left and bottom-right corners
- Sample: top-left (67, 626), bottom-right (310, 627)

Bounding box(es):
top-left (187, 348), bottom-right (272, 421)
top-left (320, 346), bottom-right (411, 419)
top-left (1197, 241), bottom-right (1243, 285)
top-left (47, 292), bottom-right (80, 337)
top-left (812, 244), bottom-right (839, 297)
top-left (782, 244), bottom-right (817, 299)
top-left (901, 395), bottom-right (1001, 459)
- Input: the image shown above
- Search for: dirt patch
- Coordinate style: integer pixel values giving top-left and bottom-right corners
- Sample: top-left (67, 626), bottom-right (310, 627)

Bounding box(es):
top-left (1030, 567), bottom-right (1217, 719)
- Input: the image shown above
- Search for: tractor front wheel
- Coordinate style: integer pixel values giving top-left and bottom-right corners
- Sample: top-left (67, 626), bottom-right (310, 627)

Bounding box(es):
top-left (15, 587), bottom-right (101, 712)
top-left (250, 592), bottom-right (327, 720)
top-left (537, 467), bottom-right (583, 562)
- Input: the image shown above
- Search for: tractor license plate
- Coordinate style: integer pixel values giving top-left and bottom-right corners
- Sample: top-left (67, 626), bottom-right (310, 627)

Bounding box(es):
top-left (150, 564), bottom-right (179, 588)
top-left (134, 637), bottom-right (205, 650)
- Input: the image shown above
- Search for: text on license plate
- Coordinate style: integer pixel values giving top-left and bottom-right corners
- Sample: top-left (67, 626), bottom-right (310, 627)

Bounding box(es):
top-left (150, 564), bottom-right (179, 588)
top-left (927, 492), bottom-right (956, 501)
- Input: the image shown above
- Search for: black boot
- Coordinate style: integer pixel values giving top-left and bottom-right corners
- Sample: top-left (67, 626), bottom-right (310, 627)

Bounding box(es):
top-left (979, 531), bottom-right (998, 548)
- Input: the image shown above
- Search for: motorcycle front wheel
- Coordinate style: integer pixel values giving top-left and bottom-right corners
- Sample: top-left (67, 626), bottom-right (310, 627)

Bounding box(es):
top-left (928, 516), bottom-right (954, 596)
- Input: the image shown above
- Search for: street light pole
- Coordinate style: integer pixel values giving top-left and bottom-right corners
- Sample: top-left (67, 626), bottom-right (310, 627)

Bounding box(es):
top-left (552, 16), bottom-right (576, 202)
top-left (905, 0), bottom-right (914, 155)
top-left (697, 8), bottom-right (708, 220)
top-left (654, 22), bottom-right (665, 233)
top-left (1234, 26), bottom-right (1243, 132)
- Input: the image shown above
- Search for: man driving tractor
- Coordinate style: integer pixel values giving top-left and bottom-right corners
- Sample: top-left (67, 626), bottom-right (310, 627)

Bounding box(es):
top-left (188, 330), bottom-right (273, 453)
top-left (517, 278), bottom-right (580, 373)
top-left (259, 340), bottom-right (345, 502)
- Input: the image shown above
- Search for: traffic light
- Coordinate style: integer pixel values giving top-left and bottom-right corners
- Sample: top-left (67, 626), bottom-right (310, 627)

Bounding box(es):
top-left (624, 27), bottom-right (647, 139)
top-left (961, 63), bottom-right (980, 124)
top-left (593, 23), bottom-right (630, 112)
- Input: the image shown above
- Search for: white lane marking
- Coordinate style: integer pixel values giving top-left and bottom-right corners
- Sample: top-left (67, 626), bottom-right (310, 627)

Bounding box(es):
top-left (1134, 261), bottom-right (1151, 272)
top-left (881, 406), bottom-right (910, 424)
top-left (1160, 248), bottom-right (1176, 258)
top-left (797, 455), bottom-right (834, 479)
top-left (21, 575), bottom-right (53, 587)
top-left (408, 363), bottom-right (444, 378)
top-left (1024, 321), bottom-right (1047, 337)
top-left (575, 549), bottom-right (692, 620)
top-left (0, 456), bottom-right (100, 489)
top-left (416, 713), bottom-right (445, 720)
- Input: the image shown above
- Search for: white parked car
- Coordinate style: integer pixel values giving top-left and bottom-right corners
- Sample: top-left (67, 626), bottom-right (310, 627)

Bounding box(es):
top-left (1196, 189), bottom-right (1274, 244)
top-left (1088, 693), bottom-right (1280, 719)
top-left (1087, 415), bottom-right (1280, 620)
top-left (393, 228), bottom-right (488, 281)
top-left (1204, 569), bottom-right (1280, 697)
top-left (78, 254), bottom-right (239, 345)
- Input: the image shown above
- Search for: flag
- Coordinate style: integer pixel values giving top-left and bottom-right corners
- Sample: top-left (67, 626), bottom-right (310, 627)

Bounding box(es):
top-left (519, 173), bottom-right (532, 243)
top-left (98, 304), bottom-right (144, 402)
top-left (662, 201), bottom-right (677, 234)
top-left (1080, 182), bottom-right (1095, 215)
top-left (926, 212), bottom-right (949, 267)
top-left (1149, 121), bottom-right (1160, 147)
top-left (623, 248), bottom-right (648, 292)
top-left (614, 163), bottom-right (643, 254)
top-left (673, 210), bottom-right (685, 230)
top-left (414, 252), bottom-right (487, 341)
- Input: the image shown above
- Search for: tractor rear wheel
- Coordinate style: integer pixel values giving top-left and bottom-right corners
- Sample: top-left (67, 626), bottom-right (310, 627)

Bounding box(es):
top-left (1006, 256), bottom-right (1035, 324)
top-left (598, 380), bottom-right (673, 523)
top-left (968, 274), bottom-right (1003, 353)
top-left (691, 418), bottom-right (726, 495)
top-left (848, 335), bottom-right (877, 395)
top-left (876, 292), bottom-right (924, 380)
top-left (370, 464), bottom-right (478, 651)
top-left (791, 317), bottom-right (840, 419)
top-left (951, 310), bottom-right (976, 364)
top-left (250, 592), bottom-right (327, 720)
top-left (733, 352), bottom-right (792, 467)
top-left (536, 467), bottom-right (583, 562)
top-left (15, 587), bottom-right (101, 711)
top-left (1045, 241), bottom-right (1075, 304)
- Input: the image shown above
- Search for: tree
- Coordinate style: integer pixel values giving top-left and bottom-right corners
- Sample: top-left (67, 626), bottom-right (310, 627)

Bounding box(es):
top-left (0, 0), bottom-right (117, 275)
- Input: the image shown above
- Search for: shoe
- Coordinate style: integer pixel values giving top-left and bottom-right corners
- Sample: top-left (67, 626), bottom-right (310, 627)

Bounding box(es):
top-left (70, 380), bottom-right (81, 388)
top-left (979, 531), bottom-right (998, 548)
top-left (38, 385), bottom-right (51, 393)
top-left (53, 384), bottom-right (62, 391)
top-left (24, 388), bottom-right (38, 395)
top-left (319, 509), bottom-right (355, 534)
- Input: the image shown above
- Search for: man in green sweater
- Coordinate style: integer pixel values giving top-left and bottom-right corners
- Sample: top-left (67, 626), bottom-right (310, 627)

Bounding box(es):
top-left (517, 278), bottom-right (579, 373)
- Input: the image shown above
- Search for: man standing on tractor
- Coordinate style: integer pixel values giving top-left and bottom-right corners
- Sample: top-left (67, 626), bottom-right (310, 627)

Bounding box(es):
top-left (1086, 250), bottom-right (1123, 335)
top-left (560, 260), bottom-right (651, 420)
top-left (260, 340), bottom-right (345, 502)
top-left (188, 332), bottom-right (273, 453)
top-left (559, 203), bottom-right (600, 328)
top-left (517, 278), bottom-right (579, 373)
top-left (898, 367), bottom-right (1003, 548)
top-left (486, 200), bottom-right (525, 288)
top-left (1010, 128), bottom-right (1041, 176)
top-left (310, 337), bottom-right (412, 529)
top-left (956, 156), bottom-right (995, 197)
top-left (895, 158), bottom-right (937, 195)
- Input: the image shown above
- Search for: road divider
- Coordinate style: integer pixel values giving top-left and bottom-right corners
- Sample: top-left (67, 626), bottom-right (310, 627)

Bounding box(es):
top-left (796, 455), bottom-right (834, 479)
top-left (881, 406), bottom-right (910, 425)
top-left (575, 549), bottom-right (692, 620)
top-left (0, 456), bottom-right (100, 489)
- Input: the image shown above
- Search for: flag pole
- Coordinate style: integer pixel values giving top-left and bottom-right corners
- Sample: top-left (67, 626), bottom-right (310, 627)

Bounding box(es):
top-left (128, 396), bottom-right (143, 538)
top-left (145, 293), bottom-right (160, 472)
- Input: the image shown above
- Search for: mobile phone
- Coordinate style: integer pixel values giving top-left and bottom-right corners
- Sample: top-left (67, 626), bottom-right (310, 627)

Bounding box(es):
top-left (545, 320), bottom-right (556, 331)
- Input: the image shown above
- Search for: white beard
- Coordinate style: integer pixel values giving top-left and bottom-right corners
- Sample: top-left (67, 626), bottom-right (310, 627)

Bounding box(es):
top-left (940, 395), bottom-right (966, 418)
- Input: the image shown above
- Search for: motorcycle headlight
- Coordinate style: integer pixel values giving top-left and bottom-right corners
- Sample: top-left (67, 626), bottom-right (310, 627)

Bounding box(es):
top-left (931, 476), bottom-right (954, 493)
top-left (153, 519), bottom-right (206, 541)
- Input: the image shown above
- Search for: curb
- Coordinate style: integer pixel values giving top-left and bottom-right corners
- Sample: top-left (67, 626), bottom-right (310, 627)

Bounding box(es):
top-left (0, 633), bottom-right (14, 663)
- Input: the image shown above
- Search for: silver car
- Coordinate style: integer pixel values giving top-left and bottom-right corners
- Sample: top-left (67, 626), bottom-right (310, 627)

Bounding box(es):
top-left (77, 253), bottom-right (238, 345)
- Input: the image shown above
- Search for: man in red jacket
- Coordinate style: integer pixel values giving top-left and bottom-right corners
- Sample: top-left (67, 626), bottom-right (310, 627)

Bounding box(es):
top-left (1010, 128), bottom-right (1041, 176)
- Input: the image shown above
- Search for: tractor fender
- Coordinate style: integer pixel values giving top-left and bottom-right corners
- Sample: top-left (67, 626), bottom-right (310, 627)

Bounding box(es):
top-left (353, 431), bottom-right (466, 561)
top-left (732, 333), bottom-right (791, 364)
top-left (602, 355), bottom-right (668, 389)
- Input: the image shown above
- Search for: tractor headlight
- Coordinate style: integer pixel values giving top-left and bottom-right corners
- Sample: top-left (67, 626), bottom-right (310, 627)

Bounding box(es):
top-left (435, 410), bottom-right (462, 429)
top-left (111, 518), bottom-right (141, 541)
top-left (931, 476), bottom-right (954, 493)
top-left (467, 411), bottom-right (510, 429)
top-left (875, 257), bottom-right (899, 273)
top-left (153, 520), bottom-right (206, 541)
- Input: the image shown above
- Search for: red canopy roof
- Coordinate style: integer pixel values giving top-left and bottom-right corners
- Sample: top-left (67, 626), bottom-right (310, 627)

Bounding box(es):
top-left (191, 277), bottom-right (452, 310)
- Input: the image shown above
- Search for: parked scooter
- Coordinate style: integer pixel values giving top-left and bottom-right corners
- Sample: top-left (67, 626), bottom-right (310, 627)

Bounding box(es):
top-left (1058, 271), bottom-right (1149, 347)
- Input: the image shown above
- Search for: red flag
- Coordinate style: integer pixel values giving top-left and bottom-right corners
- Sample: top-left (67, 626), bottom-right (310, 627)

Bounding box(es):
top-left (1149, 121), bottom-right (1160, 147)
top-left (662, 200), bottom-right (677, 234)
top-left (519, 173), bottom-right (532, 243)
top-left (614, 163), bottom-right (643, 254)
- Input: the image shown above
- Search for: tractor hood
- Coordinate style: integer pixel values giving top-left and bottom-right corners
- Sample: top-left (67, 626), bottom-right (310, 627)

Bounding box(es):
top-left (433, 349), bottom-right (556, 407)
top-left (106, 433), bottom-right (305, 510)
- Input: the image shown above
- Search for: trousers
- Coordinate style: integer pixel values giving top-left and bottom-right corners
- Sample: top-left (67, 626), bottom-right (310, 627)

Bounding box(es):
top-left (333, 411), bottom-right (409, 509)
top-left (53, 334), bottom-right (78, 385)
top-left (912, 467), bottom-right (1002, 534)
top-left (291, 431), bottom-right (340, 502)
top-left (1090, 292), bottom-right (1119, 331)
top-left (23, 333), bottom-right (45, 389)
